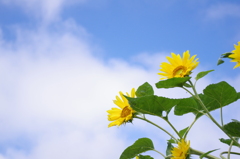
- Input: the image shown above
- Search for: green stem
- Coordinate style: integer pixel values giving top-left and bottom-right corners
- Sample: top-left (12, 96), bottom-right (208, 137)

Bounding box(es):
top-left (188, 80), bottom-right (240, 147)
top-left (152, 149), bottom-right (166, 158)
top-left (220, 151), bottom-right (240, 159)
top-left (196, 95), bottom-right (239, 147)
top-left (220, 107), bottom-right (224, 126)
top-left (228, 140), bottom-right (234, 159)
top-left (135, 116), bottom-right (178, 141)
top-left (220, 154), bottom-right (227, 159)
top-left (190, 148), bottom-right (220, 159)
top-left (183, 117), bottom-right (197, 139)
top-left (164, 118), bottom-right (181, 138)
top-left (165, 155), bottom-right (172, 159)
top-left (181, 86), bottom-right (195, 97)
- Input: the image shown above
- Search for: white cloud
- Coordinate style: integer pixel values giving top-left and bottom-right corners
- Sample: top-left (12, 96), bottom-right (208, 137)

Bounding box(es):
top-left (0, 19), bottom-right (166, 159)
top-left (131, 52), bottom-right (167, 70)
top-left (0, 0), bottom-right (86, 23)
top-left (205, 3), bottom-right (240, 20)
top-left (0, 3), bottom-right (239, 158)
top-left (0, 21), bottom-right (239, 158)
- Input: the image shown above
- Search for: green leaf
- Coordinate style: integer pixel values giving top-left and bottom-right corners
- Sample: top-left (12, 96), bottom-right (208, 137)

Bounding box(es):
top-left (174, 92), bottom-right (234, 118)
top-left (138, 155), bottom-right (154, 159)
top-left (232, 119), bottom-right (240, 122)
top-left (179, 127), bottom-right (189, 138)
top-left (155, 77), bottom-right (191, 89)
top-left (166, 142), bottom-right (174, 156)
top-left (203, 81), bottom-right (238, 107)
top-left (126, 95), bottom-right (180, 117)
top-left (219, 138), bottom-right (239, 147)
top-left (217, 52), bottom-right (233, 65)
top-left (198, 94), bottom-right (222, 113)
top-left (223, 120), bottom-right (240, 137)
top-left (183, 83), bottom-right (192, 88)
top-left (217, 58), bottom-right (224, 66)
top-left (199, 149), bottom-right (219, 159)
top-left (169, 81), bottom-right (238, 118)
top-left (120, 138), bottom-right (154, 159)
top-left (174, 97), bottom-right (202, 116)
top-left (167, 138), bottom-right (176, 144)
top-left (221, 52), bottom-right (233, 58)
top-left (136, 82), bottom-right (154, 97)
top-left (195, 70), bottom-right (214, 81)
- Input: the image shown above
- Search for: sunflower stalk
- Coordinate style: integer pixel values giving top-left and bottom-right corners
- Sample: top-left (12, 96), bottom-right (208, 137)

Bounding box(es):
top-left (220, 151), bottom-right (240, 159)
top-left (164, 118), bottom-right (181, 139)
top-left (188, 80), bottom-right (240, 148)
top-left (108, 45), bottom-right (240, 159)
top-left (220, 107), bottom-right (224, 126)
top-left (227, 140), bottom-right (234, 159)
top-left (152, 149), bottom-right (166, 158)
top-left (190, 148), bottom-right (220, 159)
top-left (135, 116), bottom-right (178, 141)
top-left (182, 117), bottom-right (197, 139)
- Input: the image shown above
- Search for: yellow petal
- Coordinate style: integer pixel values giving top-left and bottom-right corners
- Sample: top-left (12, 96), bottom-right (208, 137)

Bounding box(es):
top-left (107, 88), bottom-right (136, 127)
top-left (158, 51), bottom-right (199, 80)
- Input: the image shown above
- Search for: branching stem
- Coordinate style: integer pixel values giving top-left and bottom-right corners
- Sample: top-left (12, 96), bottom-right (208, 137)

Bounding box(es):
top-left (228, 140), bottom-right (234, 159)
top-left (163, 118), bottom-right (181, 138)
top-left (188, 80), bottom-right (240, 147)
top-left (190, 148), bottom-right (220, 159)
top-left (220, 151), bottom-right (240, 159)
top-left (183, 117), bottom-right (197, 139)
top-left (220, 107), bottom-right (224, 126)
top-left (152, 149), bottom-right (166, 158)
top-left (135, 116), bottom-right (178, 141)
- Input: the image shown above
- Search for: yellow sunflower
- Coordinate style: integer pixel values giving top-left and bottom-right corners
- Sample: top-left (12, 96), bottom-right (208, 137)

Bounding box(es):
top-left (158, 51), bottom-right (199, 80)
top-left (107, 88), bottom-right (136, 128)
top-left (229, 41), bottom-right (240, 68)
top-left (171, 139), bottom-right (190, 159)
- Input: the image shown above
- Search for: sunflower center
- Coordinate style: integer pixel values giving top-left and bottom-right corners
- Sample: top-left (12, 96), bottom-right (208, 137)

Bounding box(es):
top-left (173, 65), bottom-right (187, 77)
top-left (121, 106), bottom-right (131, 118)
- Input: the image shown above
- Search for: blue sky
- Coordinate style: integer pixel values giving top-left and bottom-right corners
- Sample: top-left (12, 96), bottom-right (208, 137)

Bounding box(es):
top-left (1, 0), bottom-right (239, 73)
top-left (0, 0), bottom-right (239, 159)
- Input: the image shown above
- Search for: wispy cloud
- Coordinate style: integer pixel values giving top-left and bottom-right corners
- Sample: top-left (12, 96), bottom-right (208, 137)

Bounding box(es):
top-left (0, 17), bottom-right (165, 158)
top-left (0, 1), bottom-right (239, 158)
top-left (0, 21), bottom-right (239, 157)
top-left (0, 0), bottom-right (86, 23)
top-left (205, 3), bottom-right (240, 20)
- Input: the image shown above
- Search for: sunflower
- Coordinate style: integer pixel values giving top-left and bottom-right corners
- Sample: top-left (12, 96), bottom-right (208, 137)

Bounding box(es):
top-left (107, 88), bottom-right (136, 127)
top-left (171, 139), bottom-right (190, 159)
top-left (229, 41), bottom-right (240, 68)
top-left (158, 51), bottom-right (199, 80)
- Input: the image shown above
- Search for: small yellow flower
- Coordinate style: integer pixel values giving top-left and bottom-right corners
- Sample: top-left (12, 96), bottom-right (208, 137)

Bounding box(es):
top-left (136, 156), bottom-right (139, 159)
top-left (107, 88), bottom-right (136, 127)
top-left (171, 139), bottom-right (190, 159)
top-left (229, 41), bottom-right (240, 68)
top-left (158, 51), bottom-right (199, 80)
